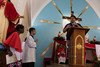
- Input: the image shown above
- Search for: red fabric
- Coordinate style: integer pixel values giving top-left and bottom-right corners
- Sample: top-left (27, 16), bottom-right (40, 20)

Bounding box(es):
top-left (7, 20), bottom-right (19, 38)
top-left (4, 32), bottom-right (22, 52)
top-left (85, 43), bottom-right (95, 61)
top-left (0, 0), bottom-right (3, 3)
top-left (4, 2), bottom-right (19, 21)
top-left (85, 43), bottom-right (96, 63)
top-left (0, 0), bottom-right (3, 7)
top-left (54, 38), bottom-right (66, 45)
top-left (85, 43), bottom-right (95, 49)
top-left (4, 2), bottom-right (19, 37)
top-left (53, 39), bottom-right (66, 63)
top-left (57, 46), bottom-right (66, 57)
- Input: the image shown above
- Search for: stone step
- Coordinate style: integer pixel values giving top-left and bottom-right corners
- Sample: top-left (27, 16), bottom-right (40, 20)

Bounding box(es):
top-left (46, 63), bottom-right (93, 67)
top-left (47, 63), bottom-right (67, 67)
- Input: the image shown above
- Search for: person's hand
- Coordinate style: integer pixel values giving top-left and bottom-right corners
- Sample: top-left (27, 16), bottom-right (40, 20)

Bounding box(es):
top-left (67, 25), bottom-right (71, 28)
top-left (7, 50), bottom-right (13, 56)
top-left (19, 16), bottom-right (24, 18)
top-left (65, 25), bottom-right (71, 30)
top-left (35, 39), bottom-right (38, 44)
top-left (6, 47), bottom-right (13, 56)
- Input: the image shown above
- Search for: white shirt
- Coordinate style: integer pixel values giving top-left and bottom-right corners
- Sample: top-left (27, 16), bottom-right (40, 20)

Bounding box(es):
top-left (10, 47), bottom-right (22, 61)
top-left (22, 35), bottom-right (36, 63)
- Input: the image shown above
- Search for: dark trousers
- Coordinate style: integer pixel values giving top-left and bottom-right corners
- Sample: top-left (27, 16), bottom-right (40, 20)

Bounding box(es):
top-left (22, 62), bottom-right (35, 67)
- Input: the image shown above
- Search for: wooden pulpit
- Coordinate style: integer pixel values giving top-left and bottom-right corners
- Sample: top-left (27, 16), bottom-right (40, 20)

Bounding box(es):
top-left (69, 27), bottom-right (89, 67)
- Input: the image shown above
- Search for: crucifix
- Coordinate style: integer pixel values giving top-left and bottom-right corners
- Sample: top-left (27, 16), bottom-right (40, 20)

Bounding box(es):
top-left (40, 0), bottom-right (89, 24)
top-left (51, 0), bottom-right (88, 22)
top-left (62, 11), bottom-right (82, 21)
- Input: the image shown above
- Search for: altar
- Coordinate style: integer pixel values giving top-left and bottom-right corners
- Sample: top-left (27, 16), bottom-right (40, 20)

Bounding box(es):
top-left (85, 41), bottom-right (100, 62)
top-left (43, 37), bottom-right (100, 67)
top-left (85, 43), bottom-right (96, 62)
top-left (53, 38), bottom-right (100, 64)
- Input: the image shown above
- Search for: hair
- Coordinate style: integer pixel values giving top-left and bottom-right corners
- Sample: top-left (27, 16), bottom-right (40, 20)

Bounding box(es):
top-left (8, 0), bottom-right (11, 2)
top-left (29, 27), bottom-right (35, 34)
top-left (16, 24), bottom-right (24, 32)
top-left (71, 15), bottom-right (77, 20)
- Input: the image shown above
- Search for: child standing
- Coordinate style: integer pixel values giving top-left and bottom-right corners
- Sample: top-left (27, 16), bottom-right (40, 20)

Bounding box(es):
top-left (22, 27), bottom-right (38, 67)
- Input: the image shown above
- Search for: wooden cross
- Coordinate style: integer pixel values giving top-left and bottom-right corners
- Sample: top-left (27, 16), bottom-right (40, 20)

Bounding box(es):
top-left (62, 11), bottom-right (82, 21)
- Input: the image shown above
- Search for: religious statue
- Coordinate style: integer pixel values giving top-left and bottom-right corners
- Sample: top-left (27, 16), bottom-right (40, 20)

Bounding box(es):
top-left (57, 45), bottom-right (66, 64)
top-left (0, 0), bottom-right (23, 45)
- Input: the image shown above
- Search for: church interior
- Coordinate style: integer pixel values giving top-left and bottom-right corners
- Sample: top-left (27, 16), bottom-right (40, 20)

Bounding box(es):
top-left (0, 0), bottom-right (100, 67)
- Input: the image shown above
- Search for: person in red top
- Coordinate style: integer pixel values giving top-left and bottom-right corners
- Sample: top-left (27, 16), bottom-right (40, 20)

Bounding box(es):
top-left (57, 45), bottom-right (66, 63)
top-left (4, 24), bottom-right (24, 67)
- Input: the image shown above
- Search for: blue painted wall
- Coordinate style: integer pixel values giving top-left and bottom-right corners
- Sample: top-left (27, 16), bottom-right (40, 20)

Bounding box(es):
top-left (33, 0), bottom-right (100, 67)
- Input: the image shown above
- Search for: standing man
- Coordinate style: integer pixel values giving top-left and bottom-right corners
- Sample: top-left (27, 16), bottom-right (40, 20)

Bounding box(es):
top-left (63, 15), bottom-right (82, 63)
top-left (63, 15), bottom-right (82, 40)
top-left (22, 27), bottom-right (38, 67)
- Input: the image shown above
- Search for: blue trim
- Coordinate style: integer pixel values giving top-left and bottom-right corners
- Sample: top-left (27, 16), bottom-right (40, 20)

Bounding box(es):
top-left (0, 43), bottom-right (4, 50)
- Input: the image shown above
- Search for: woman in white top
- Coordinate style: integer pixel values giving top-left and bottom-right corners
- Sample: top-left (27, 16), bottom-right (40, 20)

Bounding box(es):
top-left (22, 27), bottom-right (38, 67)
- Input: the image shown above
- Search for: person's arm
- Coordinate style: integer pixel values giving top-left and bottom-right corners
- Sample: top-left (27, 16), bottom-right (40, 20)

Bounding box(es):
top-left (11, 16), bottom-right (24, 24)
top-left (19, 16), bottom-right (24, 18)
top-left (26, 36), bottom-right (37, 48)
top-left (4, 45), bottom-right (13, 56)
top-left (77, 23), bottom-right (83, 28)
top-left (63, 25), bottom-right (70, 33)
top-left (72, 23), bottom-right (83, 28)
top-left (6, 47), bottom-right (13, 56)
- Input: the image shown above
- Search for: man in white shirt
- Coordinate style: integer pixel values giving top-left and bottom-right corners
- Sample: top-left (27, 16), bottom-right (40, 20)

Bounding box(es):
top-left (22, 27), bottom-right (38, 67)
